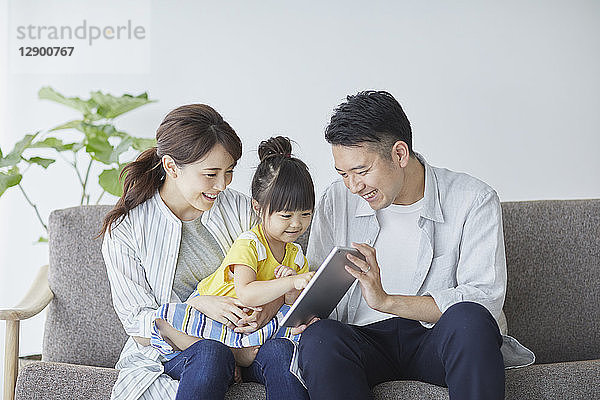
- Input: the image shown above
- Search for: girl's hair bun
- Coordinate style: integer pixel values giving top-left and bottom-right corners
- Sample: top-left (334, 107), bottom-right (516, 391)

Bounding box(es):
top-left (257, 136), bottom-right (292, 162)
top-left (252, 135), bottom-right (314, 215)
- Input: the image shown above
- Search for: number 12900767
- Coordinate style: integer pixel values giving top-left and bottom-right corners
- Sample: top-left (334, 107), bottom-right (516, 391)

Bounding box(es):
top-left (19, 47), bottom-right (74, 56)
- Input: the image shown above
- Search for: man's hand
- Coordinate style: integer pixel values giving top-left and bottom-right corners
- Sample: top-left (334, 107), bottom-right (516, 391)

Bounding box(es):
top-left (289, 316), bottom-right (320, 335)
top-left (186, 295), bottom-right (261, 330)
top-left (345, 242), bottom-right (389, 312)
top-left (346, 242), bottom-right (443, 323)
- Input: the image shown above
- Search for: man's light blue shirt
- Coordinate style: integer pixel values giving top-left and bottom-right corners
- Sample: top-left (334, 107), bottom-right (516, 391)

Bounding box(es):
top-left (307, 153), bottom-right (535, 368)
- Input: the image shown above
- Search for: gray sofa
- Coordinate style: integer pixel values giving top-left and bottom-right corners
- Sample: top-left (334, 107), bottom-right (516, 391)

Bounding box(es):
top-left (3, 200), bottom-right (599, 399)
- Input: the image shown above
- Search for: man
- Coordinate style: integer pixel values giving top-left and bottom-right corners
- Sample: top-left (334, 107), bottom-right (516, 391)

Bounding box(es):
top-left (299, 91), bottom-right (534, 399)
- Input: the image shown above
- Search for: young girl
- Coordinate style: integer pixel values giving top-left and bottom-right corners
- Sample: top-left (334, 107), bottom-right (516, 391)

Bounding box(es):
top-left (150, 136), bottom-right (315, 369)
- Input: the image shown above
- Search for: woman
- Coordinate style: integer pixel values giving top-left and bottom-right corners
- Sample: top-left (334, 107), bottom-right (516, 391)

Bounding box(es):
top-left (100, 104), bottom-right (308, 400)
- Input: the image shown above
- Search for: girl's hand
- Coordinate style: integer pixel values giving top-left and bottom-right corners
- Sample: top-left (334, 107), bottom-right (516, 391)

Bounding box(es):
top-left (186, 295), bottom-right (262, 330)
top-left (274, 264), bottom-right (296, 278)
top-left (292, 271), bottom-right (315, 290)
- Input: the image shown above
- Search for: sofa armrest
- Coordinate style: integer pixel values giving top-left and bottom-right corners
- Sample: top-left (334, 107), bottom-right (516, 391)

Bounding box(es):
top-left (2, 265), bottom-right (54, 400)
top-left (505, 359), bottom-right (600, 399)
top-left (0, 264), bottom-right (53, 321)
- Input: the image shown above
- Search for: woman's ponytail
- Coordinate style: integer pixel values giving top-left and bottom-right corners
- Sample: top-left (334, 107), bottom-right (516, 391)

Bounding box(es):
top-left (99, 147), bottom-right (163, 236)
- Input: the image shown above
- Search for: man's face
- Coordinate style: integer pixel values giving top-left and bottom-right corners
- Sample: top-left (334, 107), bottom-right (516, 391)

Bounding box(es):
top-left (332, 144), bottom-right (405, 210)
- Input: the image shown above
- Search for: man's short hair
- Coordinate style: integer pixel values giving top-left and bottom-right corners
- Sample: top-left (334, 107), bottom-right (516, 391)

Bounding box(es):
top-left (325, 90), bottom-right (414, 159)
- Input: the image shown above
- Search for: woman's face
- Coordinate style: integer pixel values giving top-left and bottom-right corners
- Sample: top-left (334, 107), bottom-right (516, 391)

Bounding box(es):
top-left (164, 144), bottom-right (236, 220)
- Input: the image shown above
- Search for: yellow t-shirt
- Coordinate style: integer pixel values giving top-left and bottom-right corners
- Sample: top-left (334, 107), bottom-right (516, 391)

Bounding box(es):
top-left (195, 224), bottom-right (309, 298)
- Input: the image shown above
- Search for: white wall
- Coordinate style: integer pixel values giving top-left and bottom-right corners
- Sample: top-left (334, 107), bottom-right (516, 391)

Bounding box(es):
top-left (1, 0), bottom-right (599, 392)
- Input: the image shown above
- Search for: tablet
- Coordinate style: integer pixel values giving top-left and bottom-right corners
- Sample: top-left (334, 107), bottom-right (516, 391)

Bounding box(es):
top-left (276, 246), bottom-right (366, 333)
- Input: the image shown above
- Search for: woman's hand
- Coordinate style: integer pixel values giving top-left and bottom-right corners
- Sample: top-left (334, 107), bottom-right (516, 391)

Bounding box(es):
top-left (133, 336), bottom-right (151, 347)
top-left (186, 295), bottom-right (262, 330)
top-left (233, 296), bottom-right (284, 334)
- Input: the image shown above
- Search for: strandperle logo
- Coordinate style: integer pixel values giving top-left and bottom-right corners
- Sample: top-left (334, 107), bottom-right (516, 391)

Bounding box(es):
top-left (15, 20), bottom-right (146, 46)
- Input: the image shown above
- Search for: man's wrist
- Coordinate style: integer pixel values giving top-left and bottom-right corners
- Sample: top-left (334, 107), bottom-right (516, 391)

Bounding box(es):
top-left (374, 295), bottom-right (442, 323)
top-left (376, 294), bottom-right (396, 314)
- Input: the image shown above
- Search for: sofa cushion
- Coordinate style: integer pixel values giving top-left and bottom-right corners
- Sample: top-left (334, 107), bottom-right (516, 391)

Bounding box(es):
top-left (45, 206), bottom-right (128, 368)
top-left (501, 200), bottom-right (600, 364)
top-left (16, 362), bottom-right (118, 400)
top-left (17, 360), bottom-right (600, 399)
top-left (504, 359), bottom-right (600, 399)
top-left (14, 362), bottom-right (265, 400)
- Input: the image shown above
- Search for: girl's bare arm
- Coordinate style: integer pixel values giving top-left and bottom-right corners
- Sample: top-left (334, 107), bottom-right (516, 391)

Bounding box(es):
top-left (232, 264), bottom-right (313, 306)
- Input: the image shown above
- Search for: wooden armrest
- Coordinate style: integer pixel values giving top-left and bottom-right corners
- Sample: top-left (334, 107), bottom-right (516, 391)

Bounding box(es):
top-left (0, 265), bottom-right (54, 321)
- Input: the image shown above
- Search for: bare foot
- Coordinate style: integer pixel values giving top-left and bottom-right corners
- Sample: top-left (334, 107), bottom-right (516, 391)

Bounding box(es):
top-left (230, 346), bottom-right (260, 367)
top-left (155, 318), bottom-right (199, 351)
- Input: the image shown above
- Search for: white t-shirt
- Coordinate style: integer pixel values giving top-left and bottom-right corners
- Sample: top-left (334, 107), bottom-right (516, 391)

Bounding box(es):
top-left (353, 198), bottom-right (424, 326)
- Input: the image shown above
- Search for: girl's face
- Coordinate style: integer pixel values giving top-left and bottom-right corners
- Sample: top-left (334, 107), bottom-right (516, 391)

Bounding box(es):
top-left (164, 144), bottom-right (235, 220)
top-left (262, 208), bottom-right (313, 244)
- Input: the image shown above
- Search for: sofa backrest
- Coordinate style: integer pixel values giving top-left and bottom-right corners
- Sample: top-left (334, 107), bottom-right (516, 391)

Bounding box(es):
top-left (501, 199), bottom-right (600, 364)
top-left (43, 200), bottom-right (599, 367)
top-left (44, 206), bottom-right (128, 368)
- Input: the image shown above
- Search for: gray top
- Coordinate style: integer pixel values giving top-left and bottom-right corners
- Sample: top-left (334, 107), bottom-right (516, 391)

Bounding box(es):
top-left (173, 215), bottom-right (225, 301)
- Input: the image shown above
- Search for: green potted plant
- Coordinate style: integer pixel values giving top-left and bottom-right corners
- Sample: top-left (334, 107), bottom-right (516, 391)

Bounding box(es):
top-left (0, 87), bottom-right (156, 241)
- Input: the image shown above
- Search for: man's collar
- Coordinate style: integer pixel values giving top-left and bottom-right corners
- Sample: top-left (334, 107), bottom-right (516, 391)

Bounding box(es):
top-left (416, 153), bottom-right (444, 223)
top-left (355, 197), bottom-right (375, 217)
top-left (354, 153), bottom-right (444, 223)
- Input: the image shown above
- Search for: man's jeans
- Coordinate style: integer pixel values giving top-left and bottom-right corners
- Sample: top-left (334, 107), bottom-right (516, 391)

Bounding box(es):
top-left (298, 301), bottom-right (505, 400)
top-left (164, 338), bottom-right (308, 400)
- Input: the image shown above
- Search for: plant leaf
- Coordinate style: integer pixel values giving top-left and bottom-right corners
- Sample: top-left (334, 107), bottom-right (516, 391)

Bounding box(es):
top-left (132, 137), bottom-right (156, 151)
top-left (99, 166), bottom-right (125, 197)
top-left (30, 137), bottom-right (80, 152)
top-left (0, 170), bottom-right (22, 197)
top-left (38, 87), bottom-right (95, 116)
top-left (80, 122), bottom-right (118, 138)
top-left (79, 123), bottom-right (114, 164)
top-left (25, 157), bottom-right (56, 169)
top-left (0, 133), bottom-right (39, 168)
top-left (91, 91), bottom-right (155, 119)
top-left (86, 136), bottom-right (114, 165)
top-left (110, 136), bottom-right (134, 164)
top-left (49, 120), bottom-right (83, 132)
top-left (35, 236), bottom-right (48, 244)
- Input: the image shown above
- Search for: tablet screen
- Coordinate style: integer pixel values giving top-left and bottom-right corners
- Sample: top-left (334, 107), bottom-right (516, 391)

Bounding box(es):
top-left (277, 246), bottom-right (365, 330)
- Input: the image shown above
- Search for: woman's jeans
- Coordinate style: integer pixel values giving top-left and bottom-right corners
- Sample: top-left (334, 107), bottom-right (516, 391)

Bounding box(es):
top-left (164, 338), bottom-right (308, 400)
